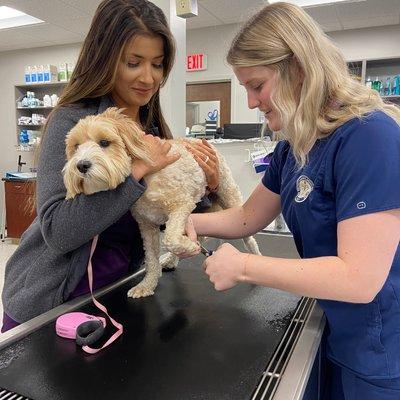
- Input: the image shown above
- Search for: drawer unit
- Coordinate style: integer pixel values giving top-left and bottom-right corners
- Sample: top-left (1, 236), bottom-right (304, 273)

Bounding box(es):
top-left (5, 180), bottom-right (35, 195)
top-left (4, 180), bottom-right (36, 238)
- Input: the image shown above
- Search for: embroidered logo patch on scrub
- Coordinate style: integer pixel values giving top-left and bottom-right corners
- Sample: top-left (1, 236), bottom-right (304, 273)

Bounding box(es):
top-left (295, 175), bottom-right (314, 203)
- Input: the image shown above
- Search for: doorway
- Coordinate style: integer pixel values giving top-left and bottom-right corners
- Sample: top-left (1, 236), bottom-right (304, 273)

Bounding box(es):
top-left (186, 81), bottom-right (231, 130)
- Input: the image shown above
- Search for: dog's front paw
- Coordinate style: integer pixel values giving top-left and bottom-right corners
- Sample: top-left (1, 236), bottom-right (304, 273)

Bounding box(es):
top-left (164, 236), bottom-right (199, 256)
top-left (127, 284), bottom-right (155, 298)
top-left (160, 253), bottom-right (179, 271)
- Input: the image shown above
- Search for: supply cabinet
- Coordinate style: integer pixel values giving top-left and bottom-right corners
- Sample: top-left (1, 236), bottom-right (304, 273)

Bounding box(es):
top-left (3, 179), bottom-right (36, 238)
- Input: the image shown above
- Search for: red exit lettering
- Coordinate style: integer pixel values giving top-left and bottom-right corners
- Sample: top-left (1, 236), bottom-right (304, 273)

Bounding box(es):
top-left (187, 53), bottom-right (207, 71)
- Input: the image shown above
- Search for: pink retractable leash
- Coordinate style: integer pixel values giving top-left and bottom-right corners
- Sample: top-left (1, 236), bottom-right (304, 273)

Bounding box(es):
top-left (81, 235), bottom-right (124, 354)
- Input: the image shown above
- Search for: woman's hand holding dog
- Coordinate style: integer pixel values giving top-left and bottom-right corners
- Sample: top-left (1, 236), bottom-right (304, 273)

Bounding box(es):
top-left (131, 134), bottom-right (180, 180)
top-left (175, 216), bottom-right (200, 258)
top-left (186, 139), bottom-right (220, 192)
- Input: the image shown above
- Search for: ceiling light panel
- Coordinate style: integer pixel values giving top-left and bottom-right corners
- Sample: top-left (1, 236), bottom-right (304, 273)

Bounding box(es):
top-left (0, 6), bottom-right (43, 29)
top-left (268, 0), bottom-right (366, 7)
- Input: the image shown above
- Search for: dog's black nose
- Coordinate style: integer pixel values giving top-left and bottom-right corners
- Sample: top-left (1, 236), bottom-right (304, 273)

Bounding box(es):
top-left (77, 160), bottom-right (92, 174)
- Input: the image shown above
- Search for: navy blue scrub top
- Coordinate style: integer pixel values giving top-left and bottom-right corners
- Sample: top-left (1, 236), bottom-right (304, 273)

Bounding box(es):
top-left (262, 111), bottom-right (400, 379)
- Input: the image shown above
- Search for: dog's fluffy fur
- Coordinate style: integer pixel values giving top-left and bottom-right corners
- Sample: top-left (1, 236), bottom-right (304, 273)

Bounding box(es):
top-left (63, 107), bottom-right (260, 298)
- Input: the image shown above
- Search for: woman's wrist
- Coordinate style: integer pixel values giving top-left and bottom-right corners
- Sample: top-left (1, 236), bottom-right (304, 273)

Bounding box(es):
top-left (131, 161), bottom-right (150, 181)
top-left (239, 253), bottom-right (251, 283)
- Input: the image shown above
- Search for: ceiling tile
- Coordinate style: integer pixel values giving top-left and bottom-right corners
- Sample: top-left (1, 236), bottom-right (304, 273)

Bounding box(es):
top-left (318, 20), bottom-right (344, 31)
top-left (187, 4), bottom-right (223, 30)
top-left (0, 30), bottom-right (32, 45)
top-left (2, 0), bottom-right (85, 23)
top-left (341, 14), bottom-right (400, 29)
top-left (51, 17), bottom-right (93, 36)
top-left (335, 0), bottom-right (400, 21)
top-left (59, 0), bottom-right (102, 16)
top-left (19, 22), bottom-right (82, 42)
top-left (199, 0), bottom-right (263, 24)
top-left (0, 40), bottom-right (56, 52)
top-left (306, 4), bottom-right (341, 24)
top-left (302, 4), bottom-right (343, 31)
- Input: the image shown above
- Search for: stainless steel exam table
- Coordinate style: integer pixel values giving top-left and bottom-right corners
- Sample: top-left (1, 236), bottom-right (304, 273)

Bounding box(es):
top-left (0, 233), bottom-right (324, 400)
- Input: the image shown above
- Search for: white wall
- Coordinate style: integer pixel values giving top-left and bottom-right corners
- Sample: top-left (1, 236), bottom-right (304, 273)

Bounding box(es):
top-left (186, 23), bottom-right (400, 123)
top-left (329, 24), bottom-right (400, 61)
top-left (186, 24), bottom-right (259, 124)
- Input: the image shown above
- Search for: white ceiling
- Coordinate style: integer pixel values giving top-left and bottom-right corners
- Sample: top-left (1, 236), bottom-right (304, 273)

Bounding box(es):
top-left (0, 0), bottom-right (399, 53)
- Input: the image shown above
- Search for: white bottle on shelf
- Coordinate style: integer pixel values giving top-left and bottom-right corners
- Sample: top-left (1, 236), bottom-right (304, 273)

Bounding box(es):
top-left (37, 65), bottom-right (44, 83)
top-left (24, 66), bottom-right (31, 84)
top-left (43, 95), bottom-right (52, 107)
top-left (30, 66), bottom-right (38, 83)
top-left (51, 94), bottom-right (59, 107)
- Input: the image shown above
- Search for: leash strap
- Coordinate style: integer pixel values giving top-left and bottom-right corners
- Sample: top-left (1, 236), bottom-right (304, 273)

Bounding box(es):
top-left (82, 235), bottom-right (124, 354)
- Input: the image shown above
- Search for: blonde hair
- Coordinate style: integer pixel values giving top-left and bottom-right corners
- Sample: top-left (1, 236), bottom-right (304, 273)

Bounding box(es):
top-left (227, 2), bottom-right (400, 166)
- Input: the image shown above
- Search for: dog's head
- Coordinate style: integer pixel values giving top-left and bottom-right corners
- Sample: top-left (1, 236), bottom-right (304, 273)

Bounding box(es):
top-left (63, 107), bottom-right (152, 199)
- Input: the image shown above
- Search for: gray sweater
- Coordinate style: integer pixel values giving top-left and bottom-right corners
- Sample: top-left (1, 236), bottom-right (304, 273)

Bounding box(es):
top-left (2, 95), bottom-right (146, 323)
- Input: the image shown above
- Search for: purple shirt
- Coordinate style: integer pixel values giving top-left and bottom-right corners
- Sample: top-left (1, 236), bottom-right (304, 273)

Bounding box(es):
top-left (70, 211), bottom-right (143, 299)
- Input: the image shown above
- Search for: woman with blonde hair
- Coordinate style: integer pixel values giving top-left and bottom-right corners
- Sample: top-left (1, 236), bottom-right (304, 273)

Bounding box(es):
top-left (182, 2), bottom-right (400, 398)
top-left (2, 0), bottom-right (218, 332)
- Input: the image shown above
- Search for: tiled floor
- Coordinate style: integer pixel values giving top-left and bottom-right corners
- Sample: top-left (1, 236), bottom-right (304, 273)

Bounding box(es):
top-left (0, 240), bottom-right (18, 327)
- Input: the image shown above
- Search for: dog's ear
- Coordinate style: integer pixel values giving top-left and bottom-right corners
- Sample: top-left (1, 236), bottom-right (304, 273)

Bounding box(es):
top-left (102, 107), bottom-right (154, 164)
top-left (62, 163), bottom-right (83, 199)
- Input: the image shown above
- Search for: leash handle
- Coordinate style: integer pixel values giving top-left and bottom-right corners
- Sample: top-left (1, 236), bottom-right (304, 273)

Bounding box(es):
top-left (82, 235), bottom-right (124, 354)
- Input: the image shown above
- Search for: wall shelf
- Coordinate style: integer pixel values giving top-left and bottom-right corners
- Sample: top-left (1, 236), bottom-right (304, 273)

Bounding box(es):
top-left (382, 95), bottom-right (400, 100)
top-left (15, 82), bottom-right (68, 89)
top-left (15, 82), bottom-right (68, 148)
top-left (17, 106), bottom-right (54, 110)
top-left (346, 57), bottom-right (400, 102)
top-left (15, 145), bottom-right (35, 152)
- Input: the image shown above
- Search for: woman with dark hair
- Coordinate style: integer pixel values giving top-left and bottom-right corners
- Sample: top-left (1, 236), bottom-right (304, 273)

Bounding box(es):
top-left (1, 0), bottom-right (219, 331)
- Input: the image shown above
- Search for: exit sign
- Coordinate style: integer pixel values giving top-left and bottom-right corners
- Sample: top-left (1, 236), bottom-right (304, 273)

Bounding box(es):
top-left (187, 53), bottom-right (207, 71)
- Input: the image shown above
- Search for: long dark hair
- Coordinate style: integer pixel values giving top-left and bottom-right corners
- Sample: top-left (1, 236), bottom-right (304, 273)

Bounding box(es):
top-left (50, 0), bottom-right (175, 138)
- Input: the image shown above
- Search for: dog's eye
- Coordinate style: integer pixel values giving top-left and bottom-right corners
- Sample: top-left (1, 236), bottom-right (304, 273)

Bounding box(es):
top-left (99, 139), bottom-right (110, 148)
top-left (74, 143), bottom-right (79, 150)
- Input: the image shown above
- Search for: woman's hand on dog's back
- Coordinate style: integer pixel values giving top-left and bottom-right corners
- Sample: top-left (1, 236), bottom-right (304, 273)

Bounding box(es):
top-left (131, 134), bottom-right (180, 180)
top-left (184, 138), bottom-right (220, 192)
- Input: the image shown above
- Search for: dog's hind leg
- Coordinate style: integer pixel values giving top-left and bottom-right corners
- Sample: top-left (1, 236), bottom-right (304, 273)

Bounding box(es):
top-left (163, 204), bottom-right (200, 256)
top-left (216, 187), bottom-right (261, 255)
top-left (213, 156), bottom-right (261, 255)
top-left (127, 221), bottom-right (161, 298)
